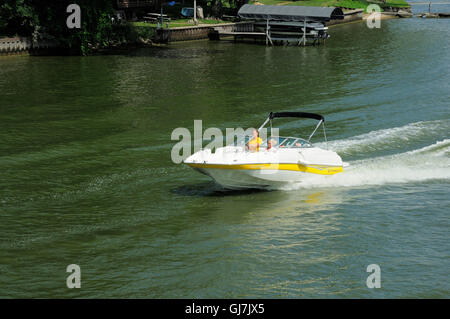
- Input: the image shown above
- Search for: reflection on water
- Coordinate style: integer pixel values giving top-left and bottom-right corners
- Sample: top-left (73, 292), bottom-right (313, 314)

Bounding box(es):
top-left (171, 179), bottom-right (346, 217)
top-left (128, 46), bottom-right (227, 59)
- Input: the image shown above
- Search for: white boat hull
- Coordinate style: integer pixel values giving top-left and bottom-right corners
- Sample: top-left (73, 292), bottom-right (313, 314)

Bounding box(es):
top-left (193, 166), bottom-right (312, 189)
top-left (184, 146), bottom-right (344, 190)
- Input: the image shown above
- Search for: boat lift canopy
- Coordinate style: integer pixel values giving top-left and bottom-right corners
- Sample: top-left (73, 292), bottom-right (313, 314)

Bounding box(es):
top-left (238, 4), bottom-right (344, 22)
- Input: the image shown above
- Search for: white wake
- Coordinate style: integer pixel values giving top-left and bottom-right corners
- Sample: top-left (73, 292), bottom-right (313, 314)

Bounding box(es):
top-left (282, 138), bottom-right (450, 190)
top-left (316, 119), bottom-right (450, 156)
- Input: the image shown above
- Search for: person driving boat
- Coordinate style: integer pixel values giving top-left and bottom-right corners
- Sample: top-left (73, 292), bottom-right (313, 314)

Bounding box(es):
top-left (247, 128), bottom-right (263, 152)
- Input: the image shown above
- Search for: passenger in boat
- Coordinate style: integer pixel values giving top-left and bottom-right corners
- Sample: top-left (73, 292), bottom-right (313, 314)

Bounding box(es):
top-left (266, 139), bottom-right (277, 151)
top-left (247, 129), bottom-right (263, 152)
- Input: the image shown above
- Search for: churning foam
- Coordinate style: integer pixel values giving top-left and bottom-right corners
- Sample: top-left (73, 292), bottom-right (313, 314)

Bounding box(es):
top-left (316, 119), bottom-right (450, 156)
top-left (281, 137), bottom-right (450, 190)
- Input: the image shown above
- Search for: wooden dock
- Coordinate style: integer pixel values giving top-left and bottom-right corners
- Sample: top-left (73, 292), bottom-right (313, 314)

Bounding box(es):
top-left (209, 27), bottom-right (329, 46)
top-left (417, 12), bottom-right (450, 18)
top-left (215, 31), bottom-right (265, 37)
top-left (208, 29), bottom-right (271, 44)
top-left (411, 1), bottom-right (450, 17)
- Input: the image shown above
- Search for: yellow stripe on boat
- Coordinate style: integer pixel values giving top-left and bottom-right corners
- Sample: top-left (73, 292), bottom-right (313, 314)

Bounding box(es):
top-left (187, 163), bottom-right (343, 175)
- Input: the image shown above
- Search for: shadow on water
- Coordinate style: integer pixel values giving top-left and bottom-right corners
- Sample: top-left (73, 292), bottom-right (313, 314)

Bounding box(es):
top-left (171, 182), bottom-right (349, 223)
top-left (170, 181), bottom-right (271, 197)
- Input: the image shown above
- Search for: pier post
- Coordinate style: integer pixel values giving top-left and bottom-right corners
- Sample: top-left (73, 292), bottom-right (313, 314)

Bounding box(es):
top-left (303, 18), bottom-right (306, 46)
top-left (265, 19), bottom-right (273, 46)
top-left (194, 0), bottom-right (198, 25)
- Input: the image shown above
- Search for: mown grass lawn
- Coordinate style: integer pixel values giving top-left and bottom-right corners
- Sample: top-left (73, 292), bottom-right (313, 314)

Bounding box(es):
top-left (132, 18), bottom-right (229, 29)
top-left (250, 0), bottom-right (411, 10)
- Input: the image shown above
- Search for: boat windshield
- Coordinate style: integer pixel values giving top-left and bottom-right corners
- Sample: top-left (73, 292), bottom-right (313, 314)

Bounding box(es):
top-left (230, 135), bottom-right (312, 149)
top-left (275, 136), bottom-right (312, 148)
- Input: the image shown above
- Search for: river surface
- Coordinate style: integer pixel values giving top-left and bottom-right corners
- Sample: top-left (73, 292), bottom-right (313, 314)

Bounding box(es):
top-left (0, 13), bottom-right (449, 298)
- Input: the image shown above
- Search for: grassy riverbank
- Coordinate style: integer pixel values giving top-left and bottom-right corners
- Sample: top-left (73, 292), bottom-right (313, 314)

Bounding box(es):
top-left (250, 0), bottom-right (411, 10)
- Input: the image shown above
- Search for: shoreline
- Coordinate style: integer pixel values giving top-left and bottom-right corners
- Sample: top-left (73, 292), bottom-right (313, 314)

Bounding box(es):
top-left (0, 8), bottom-right (415, 56)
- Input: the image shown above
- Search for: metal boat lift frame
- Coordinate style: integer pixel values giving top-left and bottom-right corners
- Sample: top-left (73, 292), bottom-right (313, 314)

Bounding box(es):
top-left (262, 18), bottom-right (308, 46)
top-left (236, 5), bottom-right (343, 46)
top-left (215, 19), bottom-right (326, 46)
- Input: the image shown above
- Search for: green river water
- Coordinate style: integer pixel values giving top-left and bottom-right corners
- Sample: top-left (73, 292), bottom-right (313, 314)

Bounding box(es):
top-left (0, 15), bottom-right (449, 298)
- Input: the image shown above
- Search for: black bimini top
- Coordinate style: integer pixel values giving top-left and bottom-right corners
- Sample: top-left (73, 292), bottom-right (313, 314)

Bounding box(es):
top-left (238, 4), bottom-right (344, 22)
top-left (269, 111), bottom-right (325, 122)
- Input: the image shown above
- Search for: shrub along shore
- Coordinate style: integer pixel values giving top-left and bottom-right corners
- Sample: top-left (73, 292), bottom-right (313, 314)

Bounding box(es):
top-left (0, 0), bottom-right (411, 55)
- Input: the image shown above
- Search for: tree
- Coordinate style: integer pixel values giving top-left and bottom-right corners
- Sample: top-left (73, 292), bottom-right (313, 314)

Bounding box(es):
top-left (0, 0), bottom-right (38, 36)
top-left (210, 0), bottom-right (224, 17)
top-left (30, 0), bottom-right (115, 54)
top-left (207, 0), bottom-right (249, 18)
top-left (0, 0), bottom-right (116, 54)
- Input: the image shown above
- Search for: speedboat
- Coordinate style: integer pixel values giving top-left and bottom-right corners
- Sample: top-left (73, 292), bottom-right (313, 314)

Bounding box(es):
top-left (184, 112), bottom-right (347, 190)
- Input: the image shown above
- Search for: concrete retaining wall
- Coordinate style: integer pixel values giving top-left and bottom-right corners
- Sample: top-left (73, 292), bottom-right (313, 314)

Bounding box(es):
top-left (156, 22), bottom-right (254, 42)
top-left (156, 14), bottom-right (365, 43)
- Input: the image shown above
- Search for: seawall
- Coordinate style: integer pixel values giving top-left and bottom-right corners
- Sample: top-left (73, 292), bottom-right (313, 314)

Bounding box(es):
top-left (155, 10), bottom-right (368, 43)
top-left (0, 36), bottom-right (58, 55)
top-left (154, 22), bottom-right (254, 43)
